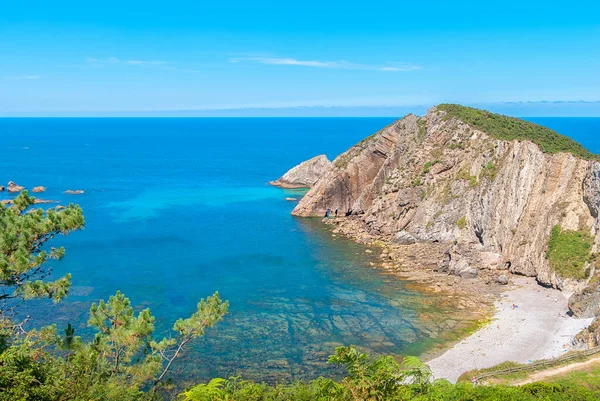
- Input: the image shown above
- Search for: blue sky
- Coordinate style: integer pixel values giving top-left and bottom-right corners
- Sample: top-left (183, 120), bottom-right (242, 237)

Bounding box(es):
top-left (1, 1), bottom-right (599, 116)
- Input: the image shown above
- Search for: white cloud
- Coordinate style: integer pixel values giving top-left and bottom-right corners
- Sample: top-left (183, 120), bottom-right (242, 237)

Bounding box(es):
top-left (228, 57), bottom-right (421, 72)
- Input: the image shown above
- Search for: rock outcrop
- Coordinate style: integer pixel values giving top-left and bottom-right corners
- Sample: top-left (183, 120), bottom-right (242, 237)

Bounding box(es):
top-left (32, 186), bottom-right (46, 193)
top-left (7, 181), bottom-right (24, 193)
top-left (0, 186), bottom-right (4, 192)
top-left (270, 155), bottom-right (332, 188)
top-left (290, 105), bottom-right (600, 290)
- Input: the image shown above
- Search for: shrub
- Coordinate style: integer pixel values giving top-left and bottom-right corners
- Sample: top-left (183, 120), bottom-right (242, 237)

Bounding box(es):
top-left (547, 225), bottom-right (593, 280)
top-left (437, 104), bottom-right (599, 161)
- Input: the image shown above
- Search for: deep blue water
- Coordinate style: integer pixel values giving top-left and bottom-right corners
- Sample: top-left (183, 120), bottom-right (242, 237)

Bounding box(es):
top-left (1, 117), bottom-right (599, 382)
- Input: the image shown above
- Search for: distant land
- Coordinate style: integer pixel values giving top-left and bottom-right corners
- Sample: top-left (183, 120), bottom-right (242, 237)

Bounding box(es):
top-left (2, 101), bottom-right (600, 118)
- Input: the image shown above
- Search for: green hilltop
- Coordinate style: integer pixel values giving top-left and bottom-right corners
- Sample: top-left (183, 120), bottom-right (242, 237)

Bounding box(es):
top-left (437, 104), bottom-right (600, 161)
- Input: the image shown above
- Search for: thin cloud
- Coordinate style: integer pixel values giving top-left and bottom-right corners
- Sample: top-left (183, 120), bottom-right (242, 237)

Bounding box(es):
top-left (228, 57), bottom-right (421, 72)
top-left (86, 57), bottom-right (168, 65)
top-left (8, 75), bottom-right (40, 80)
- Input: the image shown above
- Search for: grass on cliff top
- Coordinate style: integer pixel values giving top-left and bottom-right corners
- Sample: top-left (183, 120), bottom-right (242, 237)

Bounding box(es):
top-left (547, 225), bottom-right (593, 280)
top-left (437, 104), bottom-right (600, 161)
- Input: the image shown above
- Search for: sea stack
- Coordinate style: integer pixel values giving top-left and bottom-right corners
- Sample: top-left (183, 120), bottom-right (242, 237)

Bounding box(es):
top-left (270, 154), bottom-right (332, 188)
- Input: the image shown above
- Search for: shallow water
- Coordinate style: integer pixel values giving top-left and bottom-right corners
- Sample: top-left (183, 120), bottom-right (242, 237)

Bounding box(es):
top-left (1, 117), bottom-right (599, 382)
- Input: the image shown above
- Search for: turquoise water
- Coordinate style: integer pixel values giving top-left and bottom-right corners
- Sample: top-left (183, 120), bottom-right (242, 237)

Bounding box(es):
top-left (1, 117), bottom-right (599, 383)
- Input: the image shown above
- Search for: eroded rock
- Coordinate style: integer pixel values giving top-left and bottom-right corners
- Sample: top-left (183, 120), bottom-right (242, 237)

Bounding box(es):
top-left (7, 181), bottom-right (24, 193)
top-left (270, 155), bottom-right (332, 189)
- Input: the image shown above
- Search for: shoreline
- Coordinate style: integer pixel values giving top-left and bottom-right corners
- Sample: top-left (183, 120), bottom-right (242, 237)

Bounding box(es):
top-left (320, 216), bottom-right (594, 383)
top-left (426, 276), bottom-right (594, 383)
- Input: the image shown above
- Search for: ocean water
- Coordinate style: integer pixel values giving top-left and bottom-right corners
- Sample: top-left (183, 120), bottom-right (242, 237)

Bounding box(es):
top-left (1, 117), bottom-right (599, 383)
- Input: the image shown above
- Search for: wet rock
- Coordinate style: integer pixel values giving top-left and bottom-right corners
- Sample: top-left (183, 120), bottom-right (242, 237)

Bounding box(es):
top-left (285, 197), bottom-right (298, 201)
top-left (0, 186), bottom-right (4, 192)
top-left (496, 274), bottom-right (509, 285)
top-left (33, 199), bottom-right (55, 204)
top-left (7, 181), bottom-right (24, 193)
top-left (32, 186), bottom-right (46, 193)
top-left (65, 190), bottom-right (84, 195)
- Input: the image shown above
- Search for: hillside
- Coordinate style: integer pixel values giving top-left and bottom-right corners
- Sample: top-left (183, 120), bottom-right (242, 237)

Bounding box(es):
top-left (289, 105), bottom-right (600, 292)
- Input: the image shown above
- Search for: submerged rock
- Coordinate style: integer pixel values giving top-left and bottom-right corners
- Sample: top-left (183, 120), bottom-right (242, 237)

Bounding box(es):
top-left (270, 155), bottom-right (332, 189)
top-left (285, 197), bottom-right (298, 201)
top-left (65, 189), bottom-right (84, 195)
top-left (7, 181), bottom-right (24, 193)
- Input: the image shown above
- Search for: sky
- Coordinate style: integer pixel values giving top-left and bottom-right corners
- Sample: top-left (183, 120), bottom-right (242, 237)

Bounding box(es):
top-left (1, 1), bottom-right (599, 116)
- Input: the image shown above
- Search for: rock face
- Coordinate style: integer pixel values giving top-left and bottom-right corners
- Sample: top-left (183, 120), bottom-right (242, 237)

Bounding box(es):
top-left (7, 181), bottom-right (24, 193)
top-left (270, 155), bottom-right (332, 188)
top-left (291, 106), bottom-right (600, 290)
top-left (32, 186), bottom-right (46, 193)
top-left (569, 283), bottom-right (600, 318)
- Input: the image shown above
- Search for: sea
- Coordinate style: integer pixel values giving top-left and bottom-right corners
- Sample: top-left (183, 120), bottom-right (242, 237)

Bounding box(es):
top-left (1, 117), bottom-right (599, 383)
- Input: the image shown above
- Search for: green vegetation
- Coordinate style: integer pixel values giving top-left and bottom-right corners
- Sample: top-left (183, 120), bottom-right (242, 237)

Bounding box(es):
top-left (179, 346), bottom-right (600, 400)
top-left (437, 104), bottom-right (600, 161)
top-left (422, 160), bottom-right (439, 174)
top-left (417, 118), bottom-right (427, 140)
top-left (456, 216), bottom-right (468, 230)
top-left (3, 192), bottom-right (600, 400)
top-left (547, 225), bottom-right (594, 280)
top-left (0, 192), bottom-right (228, 400)
top-left (481, 160), bottom-right (499, 182)
top-left (413, 177), bottom-right (423, 187)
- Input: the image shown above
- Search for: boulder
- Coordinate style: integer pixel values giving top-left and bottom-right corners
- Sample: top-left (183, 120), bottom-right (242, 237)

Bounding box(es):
top-left (32, 186), bottom-right (46, 193)
top-left (393, 230), bottom-right (418, 245)
top-left (477, 252), bottom-right (505, 270)
top-left (496, 274), bottom-right (509, 285)
top-left (7, 181), bottom-right (24, 193)
top-left (569, 283), bottom-right (600, 318)
top-left (270, 155), bottom-right (332, 188)
top-left (451, 258), bottom-right (477, 278)
top-left (0, 186), bottom-right (4, 192)
top-left (65, 190), bottom-right (84, 195)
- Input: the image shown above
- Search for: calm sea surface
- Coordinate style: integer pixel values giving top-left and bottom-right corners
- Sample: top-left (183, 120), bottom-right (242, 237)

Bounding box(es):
top-left (1, 117), bottom-right (599, 382)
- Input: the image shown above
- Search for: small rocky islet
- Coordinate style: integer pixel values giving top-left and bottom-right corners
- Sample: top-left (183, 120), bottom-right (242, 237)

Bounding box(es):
top-left (273, 103), bottom-right (600, 349)
top-left (0, 182), bottom-right (85, 206)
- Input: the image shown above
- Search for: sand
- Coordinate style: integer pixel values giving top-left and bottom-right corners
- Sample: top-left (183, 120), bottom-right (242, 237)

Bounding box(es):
top-left (427, 277), bottom-right (595, 383)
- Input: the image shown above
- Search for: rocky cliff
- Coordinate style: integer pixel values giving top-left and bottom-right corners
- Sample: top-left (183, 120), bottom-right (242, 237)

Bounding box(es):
top-left (270, 154), bottom-right (332, 188)
top-left (290, 105), bottom-right (600, 291)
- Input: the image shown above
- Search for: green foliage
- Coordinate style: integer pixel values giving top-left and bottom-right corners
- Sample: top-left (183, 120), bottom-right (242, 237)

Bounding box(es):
top-left (0, 191), bottom-right (85, 311)
top-left (547, 225), bottom-right (593, 279)
top-left (437, 104), bottom-right (600, 160)
top-left (422, 160), bottom-right (439, 174)
top-left (456, 217), bottom-right (468, 230)
top-left (481, 160), bottom-right (499, 182)
top-left (413, 178), bottom-right (423, 187)
top-left (180, 347), bottom-right (600, 401)
top-left (417, 119), bottom-right (427, 141)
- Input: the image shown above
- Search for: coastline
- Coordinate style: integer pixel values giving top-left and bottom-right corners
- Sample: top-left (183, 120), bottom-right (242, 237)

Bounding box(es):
top-left (320, 216), bottom-right (593, 383)
top-left (427, 276), bottom-right (594, 383)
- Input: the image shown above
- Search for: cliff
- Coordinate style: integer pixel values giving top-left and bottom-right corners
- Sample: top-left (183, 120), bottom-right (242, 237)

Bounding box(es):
top-left (270, 155), bottom-right (332, 188)
top-left (290, 105), bottom-right (600, 290)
